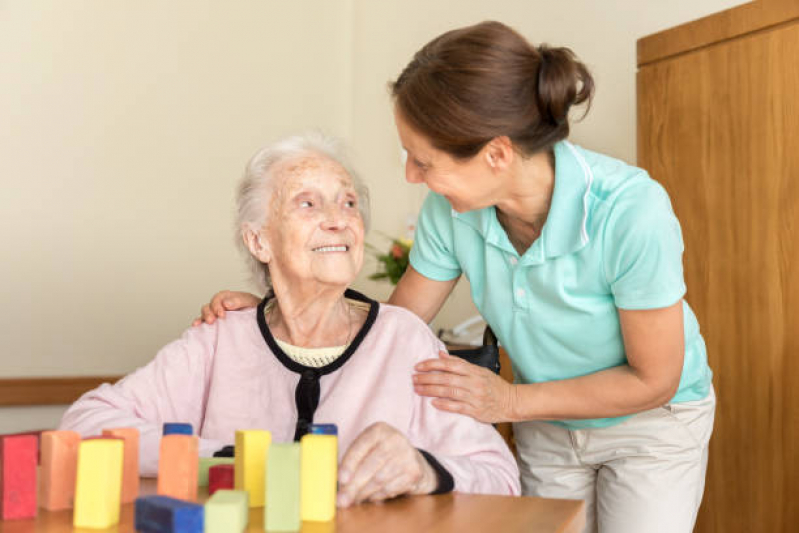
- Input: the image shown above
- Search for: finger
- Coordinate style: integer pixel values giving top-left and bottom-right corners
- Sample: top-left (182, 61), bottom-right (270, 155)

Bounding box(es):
top-left (210, 292), bottom-right (229, 319)
top-left (412, 371), bottom-right (472, 389)
top-left (200, 304), bottom-right (217, 325)
top-left (414, 353), bottom-right (478, 375)
top-left (192, 318), bottom-right (201, 327)
top-left (431, 398), bottom-right (480, 418)
top-left (413, 383), bottom-right (472, 403)
top-left (338, 426), bottom-right (383, 486)
top-left (339, 446), bottom-right (389, 506)
top-left (367, 473), bottom-right (416, 502)
top-left (352, 459), bottom-right (410, 504)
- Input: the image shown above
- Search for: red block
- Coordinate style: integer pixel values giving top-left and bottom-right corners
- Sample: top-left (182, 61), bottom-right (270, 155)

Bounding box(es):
top-left (208, 464), bottom-right (234, 496)
top-left (0, 434), bottom-right (38, 519)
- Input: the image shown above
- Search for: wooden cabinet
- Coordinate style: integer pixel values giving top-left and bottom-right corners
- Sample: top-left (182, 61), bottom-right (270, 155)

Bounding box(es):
top-left (637, 1), bottom-right (799, 531)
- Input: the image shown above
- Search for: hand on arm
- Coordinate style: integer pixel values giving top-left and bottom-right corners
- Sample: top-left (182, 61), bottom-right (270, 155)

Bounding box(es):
top-left (191, 290), bottom-right (260, 326)
top-left (337, 422), bottom-right (438, 507)
top-left (415, 301), bottom-right (685, 422)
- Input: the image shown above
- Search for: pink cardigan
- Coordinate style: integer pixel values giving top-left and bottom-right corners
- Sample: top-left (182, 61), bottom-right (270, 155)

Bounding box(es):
top-left (60, 301), bottom-right (520, 496)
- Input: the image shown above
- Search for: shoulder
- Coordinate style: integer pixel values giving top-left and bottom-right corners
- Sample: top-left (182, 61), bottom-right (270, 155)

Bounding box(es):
top-left (370, 303), bottom-right (444, 361)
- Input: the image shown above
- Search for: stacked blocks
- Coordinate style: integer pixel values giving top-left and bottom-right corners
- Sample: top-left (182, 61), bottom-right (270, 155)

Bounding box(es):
top-left (234, 430), bottom-right (271, 507)
top-left (135, 495), bottom-right (203, 533)
top-left (205, 490), bottom-right (248, 532)
top-left (208, 464), bottom-right (234, 496)
top-left (158, 435), bottom-right (198, 502)
top-left (266, 442), bottom-right (301, 531)
top-left (0, 433), bottom-right (38, 520)
top-left (300, 434), bottom-right (337, 522)
top-left (102, 427), bottom-right (140, 503)
top-left (198, 457), bottom-right (234, 487)
top-left (39, 430), bottom-right (80, 511)
top-left (73, 437), bottom-right (124, 528)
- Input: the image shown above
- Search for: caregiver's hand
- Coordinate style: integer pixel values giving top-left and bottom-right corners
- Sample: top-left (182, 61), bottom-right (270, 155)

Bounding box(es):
top-left (191, 290), bottom-right (260, 326)
top-left (337, 422), bottom-right (437, 507)
top-left (414, 351), bottom-right (515, 424)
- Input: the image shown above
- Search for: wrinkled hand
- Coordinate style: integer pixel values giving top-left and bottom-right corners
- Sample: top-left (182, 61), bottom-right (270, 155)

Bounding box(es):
top-left (413, 350), bottom-right (516, 424)
top-left (191, 290), bottom-right (260, 326)
top-left (337, 422), bottom-right (437, 507)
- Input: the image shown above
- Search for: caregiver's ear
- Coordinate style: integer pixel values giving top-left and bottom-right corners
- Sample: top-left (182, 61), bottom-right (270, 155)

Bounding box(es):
top-left (483, 136), bottom-right (515, 171)
top-left (242, 226), bottom-right (272, 263)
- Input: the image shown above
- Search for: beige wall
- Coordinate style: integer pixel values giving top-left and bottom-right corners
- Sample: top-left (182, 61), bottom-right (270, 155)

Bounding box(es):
top-left (0, 0), bottom-right (746, 432)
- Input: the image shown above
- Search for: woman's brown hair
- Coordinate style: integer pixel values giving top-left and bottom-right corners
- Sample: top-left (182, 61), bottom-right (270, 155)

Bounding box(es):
top-left (391, 21), bottom-right (594, 159)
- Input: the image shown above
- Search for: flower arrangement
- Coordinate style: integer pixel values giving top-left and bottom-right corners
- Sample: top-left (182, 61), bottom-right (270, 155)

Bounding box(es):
top-left (367, 236), bottom-right (412, 285)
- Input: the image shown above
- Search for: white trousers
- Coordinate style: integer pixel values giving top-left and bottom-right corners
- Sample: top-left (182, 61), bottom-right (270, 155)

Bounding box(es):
top-left (513, 388), bottom-right (716, 533)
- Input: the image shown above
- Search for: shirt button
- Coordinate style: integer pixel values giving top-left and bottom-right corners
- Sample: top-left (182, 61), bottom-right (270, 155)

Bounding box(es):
top-left (509, 256), bottom-right (518, 265)
top-left (516, 288), bottom-right (526, 298)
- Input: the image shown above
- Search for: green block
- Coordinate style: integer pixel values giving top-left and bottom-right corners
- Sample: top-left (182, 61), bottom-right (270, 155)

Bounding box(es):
top-left (205, 490), bottom-right (249, 532)
top-left (265, 443), bottom-right (301, 531)
top-left (198, 457), bottom-right (235, 487)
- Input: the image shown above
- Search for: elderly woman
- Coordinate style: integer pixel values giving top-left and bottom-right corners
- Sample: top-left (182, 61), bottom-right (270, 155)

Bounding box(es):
top-left (60, 133), bottom-right (520, 505)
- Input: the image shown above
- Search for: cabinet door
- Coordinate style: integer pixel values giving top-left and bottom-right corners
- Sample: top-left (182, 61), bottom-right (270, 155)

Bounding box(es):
top-left (638, 21), bottom-right (799, 533)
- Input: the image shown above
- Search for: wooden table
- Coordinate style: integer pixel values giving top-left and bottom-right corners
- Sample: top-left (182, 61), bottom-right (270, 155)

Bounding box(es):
top-left (0, 479), bottom-right (585, 533)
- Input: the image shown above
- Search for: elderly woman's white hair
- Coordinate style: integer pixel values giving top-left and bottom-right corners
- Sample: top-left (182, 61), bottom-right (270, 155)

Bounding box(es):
top-left (235, 132), bottom-right (371, 292)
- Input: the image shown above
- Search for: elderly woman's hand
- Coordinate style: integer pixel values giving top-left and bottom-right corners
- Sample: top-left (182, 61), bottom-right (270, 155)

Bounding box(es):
top-left (337, 422), bottom-right (438, 507)
top-left (191, 290), bottom-right (260, 326)
top-left (413, 350), bottom-right (516, 424)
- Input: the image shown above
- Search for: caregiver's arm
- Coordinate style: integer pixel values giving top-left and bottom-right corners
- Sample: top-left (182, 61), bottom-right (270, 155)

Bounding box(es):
top-left (193, 290), bottom-right (260, 326)
top-left (414, 300), bottom-right (684, 422)
top-left (388, 266), bottom-right (458, 323)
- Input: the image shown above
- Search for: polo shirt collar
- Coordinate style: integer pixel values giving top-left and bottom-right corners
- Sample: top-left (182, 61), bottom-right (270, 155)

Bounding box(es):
top-left (449, 140), bottom-right (593, 260)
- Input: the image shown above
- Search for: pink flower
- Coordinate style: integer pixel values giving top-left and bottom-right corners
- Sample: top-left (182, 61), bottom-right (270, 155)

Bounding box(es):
top-left (391, 243), bottom-right (404, 259)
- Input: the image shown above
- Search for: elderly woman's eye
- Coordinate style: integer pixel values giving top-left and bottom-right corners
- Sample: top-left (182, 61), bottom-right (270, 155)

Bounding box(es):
top-left (345, 199), bottom-right (357, 208)
top-left (299, 200), bottom-right (313, 208)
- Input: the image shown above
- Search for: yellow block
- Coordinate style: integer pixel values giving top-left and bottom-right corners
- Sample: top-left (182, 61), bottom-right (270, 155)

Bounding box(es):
top-left (73, 438), bottom-right (124, 529)
top-left (300, 434), bottom-right (337, 522)
top-left (234, 430), bottom-right (271, 508)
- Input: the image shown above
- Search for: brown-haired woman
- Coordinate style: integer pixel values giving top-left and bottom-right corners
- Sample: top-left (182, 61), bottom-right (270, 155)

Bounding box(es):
top-left (198, 21), bottom-right (714, 533)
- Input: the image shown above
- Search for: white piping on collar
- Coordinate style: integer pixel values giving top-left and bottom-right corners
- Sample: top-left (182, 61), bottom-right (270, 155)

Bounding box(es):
top-left (564, 141), bottom-right (594, 244)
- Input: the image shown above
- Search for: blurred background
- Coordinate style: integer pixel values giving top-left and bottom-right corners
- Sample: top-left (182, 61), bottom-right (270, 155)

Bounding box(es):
top-left (0, 0), bottom-right (747, 431)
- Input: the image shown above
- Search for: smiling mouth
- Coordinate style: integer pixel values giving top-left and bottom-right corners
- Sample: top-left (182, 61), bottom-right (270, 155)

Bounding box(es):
top-left (312, 245), bottom-right (349, 253)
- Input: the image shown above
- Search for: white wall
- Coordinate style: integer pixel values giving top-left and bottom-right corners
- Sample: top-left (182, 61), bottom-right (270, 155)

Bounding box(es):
top-left (0, 0), bottom-right (746, 432)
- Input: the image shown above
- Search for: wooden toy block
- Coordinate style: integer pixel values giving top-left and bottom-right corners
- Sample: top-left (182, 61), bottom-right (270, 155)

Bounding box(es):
top-left (163, 423), bottom-right (193, 436)
top-left (0, 433), bottom-right (38, 519)
top-left (158, 435), bottom-right (199, 502)
top-left (300, 434), bottom-right (337, 522)
top-left (309, 424), bottom-right (338, 435)
top-left (234, 430), bottom-right (271, 508)
top-left (39, 430), bottom-right (80, 511)
top-left (208, 464), bottom-right (234, 496)
top-left (102, 427), bottom-right (140, 503)
top-left (265, 442), bottom-right (301, 531)
top-left (135, 494), bottom-right (203, 533)
top-left (205, 490), bottom-right (248, 532)
top-left (198, 457), bottom-right (234, 487)
top-left (73, 438), bottom-right (124, 529)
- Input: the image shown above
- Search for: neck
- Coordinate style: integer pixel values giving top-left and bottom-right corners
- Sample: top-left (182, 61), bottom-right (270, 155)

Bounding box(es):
top-left (268, 282), bottom-right (352, 348)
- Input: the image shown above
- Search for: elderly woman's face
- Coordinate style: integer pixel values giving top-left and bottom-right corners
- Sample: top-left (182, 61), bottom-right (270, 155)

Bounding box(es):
top-left (261, 154), bottom-right (365, 288)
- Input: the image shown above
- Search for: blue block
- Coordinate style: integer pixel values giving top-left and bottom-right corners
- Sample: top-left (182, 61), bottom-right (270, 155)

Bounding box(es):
top-left (135, 495), bottom-right (204, 533)
top-left (309, 424), bottom-right (338, 436)
top-left (163, 423), bottom-right (193, 436)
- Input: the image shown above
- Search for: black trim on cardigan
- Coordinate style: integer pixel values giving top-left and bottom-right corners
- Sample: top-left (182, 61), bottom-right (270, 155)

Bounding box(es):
top-left (417, 449), bottom-right (455, 495)
top-left (256, 288), bottom-right (379, 441)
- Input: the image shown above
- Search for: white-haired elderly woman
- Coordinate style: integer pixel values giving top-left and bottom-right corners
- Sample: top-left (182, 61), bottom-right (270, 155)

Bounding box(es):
top-left (60, 133), bottom-right (520, 505)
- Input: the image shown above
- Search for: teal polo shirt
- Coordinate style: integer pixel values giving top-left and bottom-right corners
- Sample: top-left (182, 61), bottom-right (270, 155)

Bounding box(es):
top-left (410, 140), bottom-right (713, 430)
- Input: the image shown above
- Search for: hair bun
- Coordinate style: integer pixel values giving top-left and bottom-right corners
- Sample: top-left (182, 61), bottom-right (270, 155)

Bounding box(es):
top-left (535, 45), bottom-right (593, 127)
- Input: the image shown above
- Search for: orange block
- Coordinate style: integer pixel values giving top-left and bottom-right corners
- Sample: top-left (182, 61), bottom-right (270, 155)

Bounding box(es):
top-left (102, 428), bottom-right (140, 503)
top-left (39, 430), bottom-right (80, 510)
top-left (157, 435), bottom-right (198, 502)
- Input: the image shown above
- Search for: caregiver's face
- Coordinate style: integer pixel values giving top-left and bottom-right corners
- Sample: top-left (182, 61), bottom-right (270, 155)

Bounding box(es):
top-left (394, 108), bottom-right (500, 213)
top-left (263, 154), bottom-right (365, 287)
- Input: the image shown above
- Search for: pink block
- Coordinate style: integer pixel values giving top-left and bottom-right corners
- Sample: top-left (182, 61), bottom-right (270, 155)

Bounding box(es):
top-left (0, 434), bottom-right (38, 519)
top-left (102, 428), bottom-right (140, 503)
top-left (39, 430), bottom-right (80, 511)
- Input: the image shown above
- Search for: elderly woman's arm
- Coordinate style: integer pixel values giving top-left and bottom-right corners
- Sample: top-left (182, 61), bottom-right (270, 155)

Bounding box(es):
top-left (59, 324), bottom-right (226, 475)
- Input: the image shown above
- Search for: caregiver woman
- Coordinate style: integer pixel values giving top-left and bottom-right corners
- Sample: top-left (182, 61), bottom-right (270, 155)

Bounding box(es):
top-left (199, 21), bottom-right (714, 533)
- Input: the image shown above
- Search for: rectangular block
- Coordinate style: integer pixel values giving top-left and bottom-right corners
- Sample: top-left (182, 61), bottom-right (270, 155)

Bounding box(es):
top-left (135, 494), bottom-right (203, 533)
top-left (300, 434), bottom-right (337, 522)
top-left (102, 427), bottom-right (140, 503)
top-left (208, 464), bottom-right (234, 496)
top-left (39, 430), bottom-right (80, 511)
top-left (158, 435), bottom-right (199, 502)
top-left (163, 423), bottom-right (193, 436)
top-left (234, 430), bottom-right (271, 508)
top-left (198, 457), bottom-right (234, 487)
top-left (266, 442), bottom-right (301, 531)
top-left (309, 424), bottom-right (338, 436)
top-left (0, 433), bottom-right (38, 519)
top-left (205, 490), bottom-right (248, 533)
top-left (73, 438), bottom-right (124, 528)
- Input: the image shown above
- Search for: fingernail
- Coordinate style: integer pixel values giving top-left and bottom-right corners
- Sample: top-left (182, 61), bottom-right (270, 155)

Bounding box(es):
top-left (339, 469), bottom-right (350, 483)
